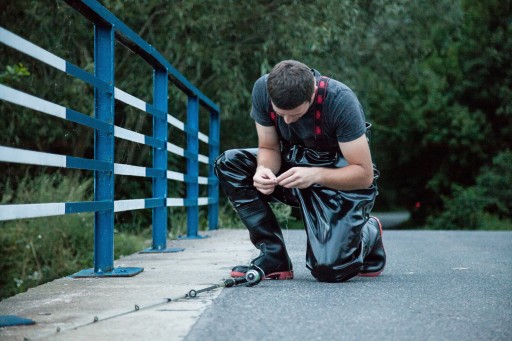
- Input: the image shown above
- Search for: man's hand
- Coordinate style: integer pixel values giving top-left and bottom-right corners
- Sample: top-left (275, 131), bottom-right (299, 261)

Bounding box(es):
top-left (253, 166), bottom-right (278, 195)
top-left (276, 167), bottom-right (318, 189)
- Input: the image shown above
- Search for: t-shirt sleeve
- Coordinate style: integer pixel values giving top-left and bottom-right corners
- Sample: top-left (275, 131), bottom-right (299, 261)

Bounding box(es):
top-left (249, 76), bottom-right (274, 126)
top-left (331, 89), bottom-right (367, 143)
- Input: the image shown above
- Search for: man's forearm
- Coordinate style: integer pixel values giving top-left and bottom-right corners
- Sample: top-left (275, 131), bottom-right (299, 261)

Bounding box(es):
top-left (315, 165), bottom-right (374, 191)
top-left (257, 146), bottom-right (281, 175)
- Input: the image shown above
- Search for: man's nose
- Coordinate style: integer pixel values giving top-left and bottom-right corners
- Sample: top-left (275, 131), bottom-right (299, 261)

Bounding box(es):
top-left (284, 116), bottom-right (293, 124)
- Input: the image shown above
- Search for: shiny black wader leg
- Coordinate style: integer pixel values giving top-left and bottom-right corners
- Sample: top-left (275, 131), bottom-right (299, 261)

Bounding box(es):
top-left (214, 148), bottom-right (293, 279)
top-left (295, 180), bottom-right (384, 282)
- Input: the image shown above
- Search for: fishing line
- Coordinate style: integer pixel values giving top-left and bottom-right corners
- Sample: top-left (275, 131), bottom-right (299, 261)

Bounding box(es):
top-left (24, 276), bottom-right (254, 340)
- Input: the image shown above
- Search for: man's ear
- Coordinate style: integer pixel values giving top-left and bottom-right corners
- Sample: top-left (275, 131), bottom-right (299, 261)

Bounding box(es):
top-left (311, 86), bottom-right (318, 102)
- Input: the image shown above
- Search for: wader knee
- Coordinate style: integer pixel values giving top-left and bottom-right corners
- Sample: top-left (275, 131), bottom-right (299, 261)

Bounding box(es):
top-left (310, 216), bottom-right (386, 282)
top-left (214, 148), bottom-right (260, 207)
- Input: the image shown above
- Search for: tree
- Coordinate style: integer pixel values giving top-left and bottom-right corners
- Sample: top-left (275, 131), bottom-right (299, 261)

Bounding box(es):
top-left (1, 0), bottom-right (510, 227)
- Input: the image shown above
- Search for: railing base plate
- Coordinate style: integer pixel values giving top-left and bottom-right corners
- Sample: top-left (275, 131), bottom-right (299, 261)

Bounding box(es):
top-left (178, 234), bottom-right (209, 240)
top-left (0, 315), bottom-right (36, 327)
top-left (139, 247), bottom-right (185, 254)
top-left (69, 267), bottom-right (144, 278)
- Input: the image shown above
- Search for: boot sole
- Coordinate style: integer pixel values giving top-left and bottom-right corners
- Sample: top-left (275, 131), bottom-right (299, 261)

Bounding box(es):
top-left (230, 270), bottom-right (294, 280)
top-left (359, 216), bottom-right (385, 277)
top-left (359, 270), bottom-right (383, 277)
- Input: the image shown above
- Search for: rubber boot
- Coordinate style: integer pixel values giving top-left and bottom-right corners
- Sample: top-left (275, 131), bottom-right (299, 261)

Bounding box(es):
top-left (230, 200), bottom-right (293, 280)
top-left (214, 149), bottom-right (293, 280)
top-left (359, 216), bottom-right (386, 276)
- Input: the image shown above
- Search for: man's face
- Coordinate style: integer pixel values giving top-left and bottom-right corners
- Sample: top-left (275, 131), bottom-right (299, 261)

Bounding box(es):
top-left (271, 87), bottom-right (317, 124)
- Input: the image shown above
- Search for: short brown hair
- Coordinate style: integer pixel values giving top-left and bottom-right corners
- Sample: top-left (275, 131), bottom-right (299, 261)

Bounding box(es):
top-left (267, 60), bottom-right (315, 110)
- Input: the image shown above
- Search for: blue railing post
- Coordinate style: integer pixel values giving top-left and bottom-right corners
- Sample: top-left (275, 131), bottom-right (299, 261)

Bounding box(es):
top-left (141, 68), bottom-right (184, 253)
top-left (93, 23), bottom-right (115, 274)
top-left (185, 95), bottom-right (204, 238)
top-left (151, 68), bottom-right (168, 249)
top-left (71, 22), bottom-right (142, 277)
top-left (208, 109), bottom-right (220, 230)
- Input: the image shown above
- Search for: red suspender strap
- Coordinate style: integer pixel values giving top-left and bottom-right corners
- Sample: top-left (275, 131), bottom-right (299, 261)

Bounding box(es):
top-left (314, 76), bottom-right (329, 138)
top-left (268, 101), bottom-right (278, 129)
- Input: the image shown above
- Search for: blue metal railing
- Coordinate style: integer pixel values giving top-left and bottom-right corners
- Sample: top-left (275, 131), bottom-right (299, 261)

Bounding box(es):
top-left (0, 0), bottom-right (220, 277)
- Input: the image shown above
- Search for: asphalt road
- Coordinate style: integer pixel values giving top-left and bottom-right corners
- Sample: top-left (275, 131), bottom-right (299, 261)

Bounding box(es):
top-left (186, 230), bottom-right (512, 341)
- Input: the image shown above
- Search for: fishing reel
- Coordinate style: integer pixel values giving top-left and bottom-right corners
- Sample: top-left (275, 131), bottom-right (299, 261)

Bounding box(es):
top-left (245, 266), bottom-right (264, 286)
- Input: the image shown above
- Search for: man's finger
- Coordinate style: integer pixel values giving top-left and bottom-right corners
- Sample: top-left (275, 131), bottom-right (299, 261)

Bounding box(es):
top-left (256, 186), bottom-right (274, 195)
top-left (254, 182), bottom-right (275, 189)
top-left (276, 169), bottom-right (294, 184)
top-left (255, 177), bottom-right (277, 186)
top-left (279, 178), bottom-right (295, 188)
top-left (276, 169), bottom-right (295, 185)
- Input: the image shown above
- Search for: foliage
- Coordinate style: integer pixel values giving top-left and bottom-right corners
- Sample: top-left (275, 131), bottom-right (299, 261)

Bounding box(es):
top-left (0, 173), bottom-right (147, 299)
top-left (269, 203), bottom-right (295, 227)
top-left (476, 150), bottom-right (512, 218)
top-left (0, 63), bottom-right (30, 84)
top-left (98, 0), bottom-right (510, 224)
top-left (427, 150), bottom-right (512, 229)
top-left (427, 185), bottom-right (487, 229)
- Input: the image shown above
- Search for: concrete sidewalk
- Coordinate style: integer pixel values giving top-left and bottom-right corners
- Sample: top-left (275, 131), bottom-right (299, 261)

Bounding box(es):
top-left (0, 229), bottom-right (255, 341)
top-left (4, 228), bottom-right (511, 341)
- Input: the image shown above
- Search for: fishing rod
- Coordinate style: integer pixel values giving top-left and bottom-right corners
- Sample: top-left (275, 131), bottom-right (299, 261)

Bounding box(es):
top-left (25, 270), bottom-right (264, 340)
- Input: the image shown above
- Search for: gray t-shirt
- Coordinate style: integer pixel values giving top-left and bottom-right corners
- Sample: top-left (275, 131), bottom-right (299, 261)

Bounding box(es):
top-left (250, 70), bottom-right (366, 150)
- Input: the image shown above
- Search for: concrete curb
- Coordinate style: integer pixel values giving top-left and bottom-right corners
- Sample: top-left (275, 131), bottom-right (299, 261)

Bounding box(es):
top-left (0, 229), bottom-right (254, 341)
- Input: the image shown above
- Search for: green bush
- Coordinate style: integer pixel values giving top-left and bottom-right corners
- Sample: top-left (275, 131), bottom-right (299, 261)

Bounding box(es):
top-left (270, 203), bottom-right (296, 228)
top-left (427, 150), bottom-right (512, 229)
top-left (427, 185), bottom-right (487, 229)
top-left (476, 150), bottom-right (512, 218)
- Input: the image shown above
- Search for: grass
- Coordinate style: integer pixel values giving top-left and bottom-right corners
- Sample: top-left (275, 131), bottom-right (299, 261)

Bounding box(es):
top-left (0, 213), bottom-right (147, 299)
top-left (477, 214), bottom-right (512, 230)
top-left (0, 172), bottom-right (148, 300)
